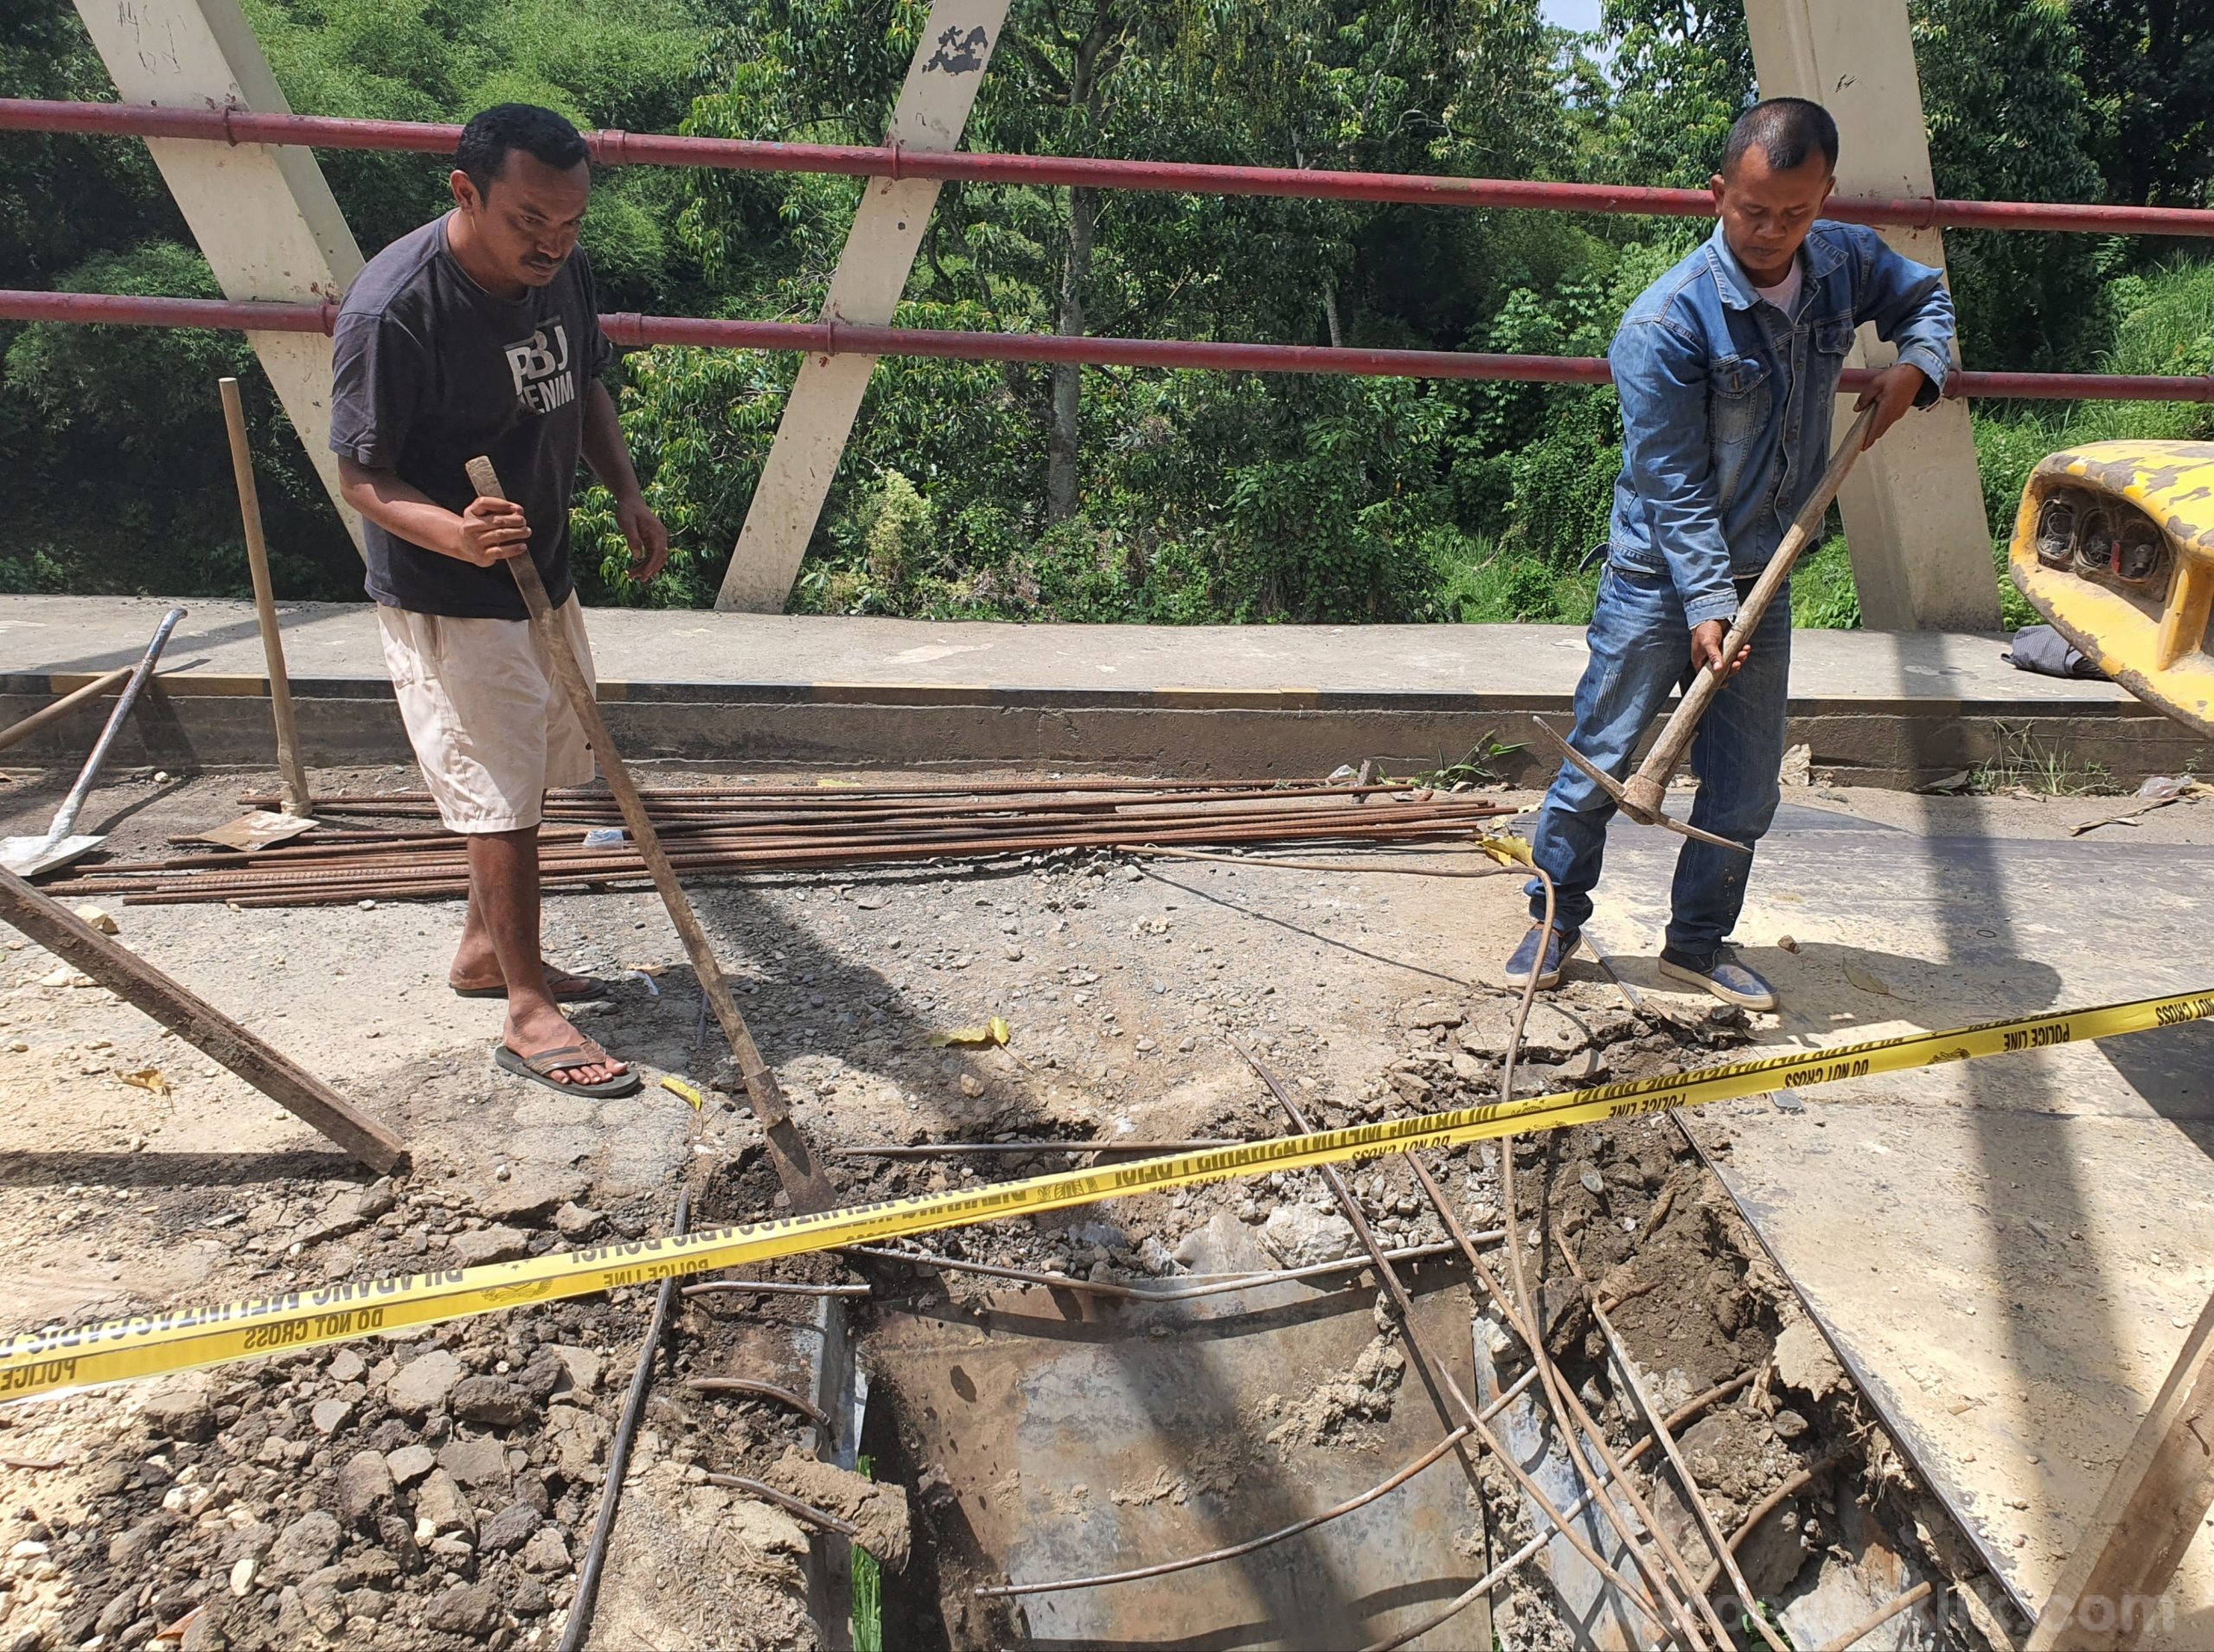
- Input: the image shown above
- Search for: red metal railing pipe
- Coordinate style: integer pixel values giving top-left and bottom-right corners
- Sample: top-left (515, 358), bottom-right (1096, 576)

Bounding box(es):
top-left (5, 97), bottom-right (2214, 240)
top-left (3, 289), bottom-right (2210, 402)
top-left (0, 289), bottom-right (338, 332)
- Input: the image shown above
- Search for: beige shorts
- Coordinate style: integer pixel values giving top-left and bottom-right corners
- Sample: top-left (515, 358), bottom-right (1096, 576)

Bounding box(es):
top-left (376, 597), bottom-right (597, 833)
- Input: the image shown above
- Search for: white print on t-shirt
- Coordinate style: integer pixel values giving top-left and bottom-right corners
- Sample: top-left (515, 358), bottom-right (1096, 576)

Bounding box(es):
top-left (504, 323), bottom-right (576, 414)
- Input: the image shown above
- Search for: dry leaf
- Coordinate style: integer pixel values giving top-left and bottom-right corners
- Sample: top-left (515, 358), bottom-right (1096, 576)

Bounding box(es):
top-left (1843, 961), bottom-right (1892, 996)
top-left (928, 1017), bottom-right (1011, 1049)
top-left (1475, 833), bottom-right (1535, 868)
top-left (120, 1067), bottom-right (171, 1098)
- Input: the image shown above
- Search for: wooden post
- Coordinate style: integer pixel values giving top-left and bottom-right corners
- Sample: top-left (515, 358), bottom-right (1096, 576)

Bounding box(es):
top-left (220, 376), bottom-right (313, 816)
top-left (2027, 1289), bottom-right (2214, 1650)
top-left (464, 456), bottom-right (836, 1215)
top-left (0, 865), bottom-right (405, 1173)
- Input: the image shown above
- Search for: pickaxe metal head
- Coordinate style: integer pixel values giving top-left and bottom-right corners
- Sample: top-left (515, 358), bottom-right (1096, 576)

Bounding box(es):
top-left (1526, 717), bottom-right (1751, 856)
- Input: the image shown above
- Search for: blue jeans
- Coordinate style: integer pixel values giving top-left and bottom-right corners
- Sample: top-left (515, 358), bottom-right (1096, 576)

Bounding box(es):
top-left (1526, 565), bottom-right (1791, 956)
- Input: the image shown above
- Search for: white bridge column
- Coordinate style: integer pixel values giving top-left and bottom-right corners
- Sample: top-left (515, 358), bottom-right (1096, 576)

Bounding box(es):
top-left (713, 0), bottom-right (1010, 612)
top-left (74, 0), bottom-right (366, 552)
top-left (1746, 0), bottom-right (2002, 631)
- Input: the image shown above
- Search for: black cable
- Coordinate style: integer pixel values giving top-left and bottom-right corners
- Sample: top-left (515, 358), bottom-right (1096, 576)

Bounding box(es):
top-left (559, 1188), bottom-right (689, 1652)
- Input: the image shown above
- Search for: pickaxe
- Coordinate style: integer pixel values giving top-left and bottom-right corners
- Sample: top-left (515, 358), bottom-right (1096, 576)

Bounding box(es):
top-left (1529, 403), bottom-right (1878, 855)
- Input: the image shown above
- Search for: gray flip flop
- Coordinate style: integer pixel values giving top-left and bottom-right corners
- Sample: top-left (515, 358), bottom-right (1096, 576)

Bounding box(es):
top-left (456, 973), bottom-right (617, 1003)
top-left (493, 1041), bottom-right (642, 1098)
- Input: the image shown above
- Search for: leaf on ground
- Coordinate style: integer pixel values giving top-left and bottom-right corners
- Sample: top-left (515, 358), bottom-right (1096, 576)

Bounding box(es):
top-left (927, 1017), bottom-right (1010, 1048)
top-left (1843, 962), bottom-right (1893, 996)
top-left (119, 1067), bottom-right (170, 1097)
top-left (1476, 834), bottom-right (1535, 868)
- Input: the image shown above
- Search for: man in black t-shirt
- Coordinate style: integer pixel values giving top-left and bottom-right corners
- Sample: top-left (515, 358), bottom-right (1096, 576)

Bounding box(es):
top-left (331, 104), bottom-right (665, 1099)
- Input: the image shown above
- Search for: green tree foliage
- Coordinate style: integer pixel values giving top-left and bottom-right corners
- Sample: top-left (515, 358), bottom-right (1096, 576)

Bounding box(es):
top-left (2073, 0), bottom-right (2212, 210)
top-left (1, 0), bottom-right (2207, 624)
top-left (1912, 0), bottom-right (2112, 372)
top-left (1589, 1), bottom-right (1752, 190)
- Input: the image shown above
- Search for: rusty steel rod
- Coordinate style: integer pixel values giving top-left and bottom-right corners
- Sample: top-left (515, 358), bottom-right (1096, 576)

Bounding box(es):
top-left (1814, 1580), bottom-right (1936, 1651)
top-left (701, 1474), bottom-right (861, 1539)
top-left (681, 1376), bottom-right (829, 1425)
top-left (679, 1280), bottom-right (873, 1299)
top-left (74, 799), bottom-right (1500, 887)
top-left (1426, 868), bottom-right (1720, 1648)
top-left (59, 804), bottom-right (1513, 908)
top-left (848, 1238), bottom-right (1474, 1303)
top-left (1697, 1448), bottom-right (1859, 1598)
top-left (1405, 1154), bottom-right (1731, 1651)
top-left (1475, 870), bottom-right (1737, 1651)
top-left (1244, 1052), bottom-right (1696, 1648)
top-left (1558, 1236), bottom-right (1790, 1651)
top-left (976, 1425), bottom-right (1478, 1598)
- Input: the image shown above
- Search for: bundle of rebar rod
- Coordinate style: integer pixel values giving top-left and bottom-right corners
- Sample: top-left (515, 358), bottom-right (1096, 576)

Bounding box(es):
top-left (47, 777), bottom-right (1512, 908)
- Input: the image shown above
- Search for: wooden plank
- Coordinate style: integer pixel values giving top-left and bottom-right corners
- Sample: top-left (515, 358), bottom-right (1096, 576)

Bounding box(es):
top-left (0, 865), bottom-right (405, 1173)
top-left (712, 0), bottom-right (1010, 611)
top-left (2027, 1289), bottom-right (2214, 1651)
top-left (465, 457), bottom-right (838, 1215)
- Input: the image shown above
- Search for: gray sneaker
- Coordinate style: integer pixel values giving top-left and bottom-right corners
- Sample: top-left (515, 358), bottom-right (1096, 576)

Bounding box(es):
top-left (1658, 944), bottom-right (1776, 1011)
top-left (1504, 923), bottom-right (1581, 989)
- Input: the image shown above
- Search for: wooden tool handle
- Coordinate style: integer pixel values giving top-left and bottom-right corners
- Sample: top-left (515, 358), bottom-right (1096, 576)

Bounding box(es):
top-left (1618, 404), bottom-right (1878, 821)
top-left (466, 455), bottom-right (835, 1213)
top-left (222, 377), bottom-right (311, 816)
top-left (0, 667), bottom-right (133, 756)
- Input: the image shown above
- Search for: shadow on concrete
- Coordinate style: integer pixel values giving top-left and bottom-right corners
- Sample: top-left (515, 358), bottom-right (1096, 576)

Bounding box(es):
top-left (0, 1149), bottom-right (366, 1188)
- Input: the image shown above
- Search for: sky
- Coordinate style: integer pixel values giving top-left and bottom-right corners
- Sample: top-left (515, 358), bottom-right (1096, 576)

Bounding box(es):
top-left (1539, 0), bottom-right (1603, 31)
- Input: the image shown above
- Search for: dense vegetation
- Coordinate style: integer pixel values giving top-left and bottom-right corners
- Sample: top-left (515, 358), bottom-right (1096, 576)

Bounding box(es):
top-left (2, 0), bottom-right (2209, 625)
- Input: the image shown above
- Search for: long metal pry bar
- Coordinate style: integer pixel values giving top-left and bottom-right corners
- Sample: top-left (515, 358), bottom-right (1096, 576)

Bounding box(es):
top-left (1530, 405), bottom-right (1878, 856)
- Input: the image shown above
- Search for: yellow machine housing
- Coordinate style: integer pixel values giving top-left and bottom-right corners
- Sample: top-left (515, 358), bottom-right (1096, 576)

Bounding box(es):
top-left (2009, 440), bottom-right (2214, 737)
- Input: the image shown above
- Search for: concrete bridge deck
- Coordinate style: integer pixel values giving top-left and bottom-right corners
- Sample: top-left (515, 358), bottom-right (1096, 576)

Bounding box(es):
top-left (0, 596), bottom-right (2194, 785)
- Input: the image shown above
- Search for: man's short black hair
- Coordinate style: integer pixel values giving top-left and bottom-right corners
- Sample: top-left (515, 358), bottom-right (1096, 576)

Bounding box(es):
top-left (1722, 98), bottom-right (1840, 178)
top-left (456, 104), bottom-right (589, 196)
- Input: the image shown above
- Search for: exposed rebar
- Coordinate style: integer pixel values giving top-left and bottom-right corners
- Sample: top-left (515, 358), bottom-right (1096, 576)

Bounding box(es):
top-left (1243, 1049), bottom-right (1692, 1648)
top-left (560, 1188), bottom-right (688, 1652)
top-left (682, 1376), bottom-right (829, 1425)
top-left (848, 1238), bottom-right (1474, 1303)
top-left (1814, 1580), bottom-right (1936, 1651)
top-left (1697, 1448), bottom-right (1859, 1597)
top-left (702, 1473), bottom-right (861, 1540)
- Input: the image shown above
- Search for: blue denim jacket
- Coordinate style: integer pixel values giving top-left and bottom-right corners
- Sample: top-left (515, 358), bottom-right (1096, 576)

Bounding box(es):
top-left (1605, 220), bottom-right (1955, 628)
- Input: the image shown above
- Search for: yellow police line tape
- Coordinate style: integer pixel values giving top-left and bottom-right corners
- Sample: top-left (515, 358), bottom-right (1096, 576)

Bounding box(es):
top-left (5, 987), bottom-right (2210, 1402)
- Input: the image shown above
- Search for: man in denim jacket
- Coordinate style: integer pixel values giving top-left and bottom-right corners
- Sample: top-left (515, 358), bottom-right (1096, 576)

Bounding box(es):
top-left (1506, 98), bottom-right (1956, 1010)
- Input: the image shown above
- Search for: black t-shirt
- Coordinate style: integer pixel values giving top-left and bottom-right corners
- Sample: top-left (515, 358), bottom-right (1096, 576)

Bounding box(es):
top-left (330, 215), bottom-right (612, 618)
